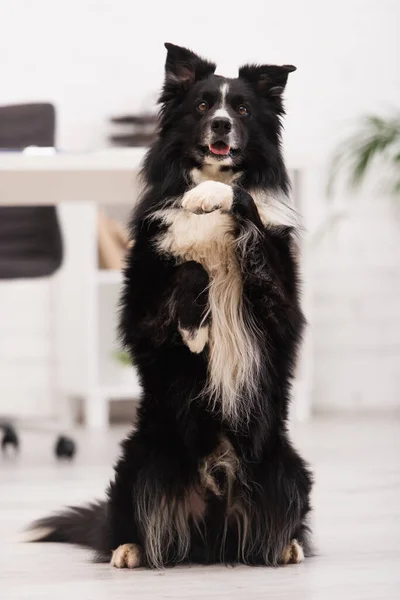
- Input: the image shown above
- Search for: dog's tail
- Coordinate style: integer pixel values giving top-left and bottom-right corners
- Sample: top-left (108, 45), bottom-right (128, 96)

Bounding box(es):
top-left (25, 501), bottom-right (109, 559)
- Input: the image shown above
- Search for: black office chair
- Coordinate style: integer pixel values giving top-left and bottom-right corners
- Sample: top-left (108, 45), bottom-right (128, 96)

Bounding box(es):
top-left (0, 103), bottom-right (75, 458)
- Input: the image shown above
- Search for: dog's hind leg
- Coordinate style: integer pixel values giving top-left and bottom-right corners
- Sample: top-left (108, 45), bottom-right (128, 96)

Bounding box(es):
top-left (106, 427), bottom-right (204, 569)
top-left (248, 436), bottom-right (313, 566)
top-left (175, 261), bottom-right (210, 354)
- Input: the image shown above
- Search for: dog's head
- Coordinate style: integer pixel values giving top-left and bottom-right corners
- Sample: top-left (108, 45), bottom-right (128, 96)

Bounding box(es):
top-left (158, 43), bottom-right (296, 183)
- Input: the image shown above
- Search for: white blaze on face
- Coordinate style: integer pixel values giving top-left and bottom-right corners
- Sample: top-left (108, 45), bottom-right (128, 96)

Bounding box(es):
top-left (202, 82), bottom-right (235, 161)
top-left (210, 81), bottom-right (240, 152)
top-left (213, 82), bottom-right (231, 122)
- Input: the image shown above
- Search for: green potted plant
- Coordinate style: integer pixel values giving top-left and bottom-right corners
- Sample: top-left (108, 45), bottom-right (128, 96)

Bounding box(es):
top-left (328, 113), bottom-right (400, 198)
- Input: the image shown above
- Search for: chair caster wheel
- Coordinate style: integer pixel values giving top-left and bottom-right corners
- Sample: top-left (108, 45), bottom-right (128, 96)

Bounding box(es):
top-left (55, 435), bottom-right (76, 459)
top-left (1, 425), bottom-right (19, 453)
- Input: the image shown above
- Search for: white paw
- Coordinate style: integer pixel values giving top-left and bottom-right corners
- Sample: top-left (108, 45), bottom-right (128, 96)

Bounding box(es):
top-left (179, 325), bottom-right (209, 353)
top-left (182, 181), bottom-right (233, 214)
top-left (280, 539), bottom-right (304, 565)
top-left (111, 543), bottom-right (143, 569)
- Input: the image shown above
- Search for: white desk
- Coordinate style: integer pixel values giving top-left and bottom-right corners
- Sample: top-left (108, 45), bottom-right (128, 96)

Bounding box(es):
top-left (0, 148), bottom-right (312, 427)
top-left (0, 148), bottom-right (146, 205)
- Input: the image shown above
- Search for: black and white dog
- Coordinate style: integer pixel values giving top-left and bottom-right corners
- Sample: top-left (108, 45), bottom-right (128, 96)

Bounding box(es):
top-left (30, 43), bottom-right (313, 569)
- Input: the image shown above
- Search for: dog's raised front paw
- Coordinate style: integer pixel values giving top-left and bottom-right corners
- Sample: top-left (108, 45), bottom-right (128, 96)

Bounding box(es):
top-left (182, 181), bottom-right (233, 214)
top-left (280, 539), bottom-right (304, 564)
top-left (111, 543), bottom-right (143, 569)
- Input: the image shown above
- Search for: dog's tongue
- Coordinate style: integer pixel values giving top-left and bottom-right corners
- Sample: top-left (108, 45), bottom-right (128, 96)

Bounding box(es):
top-left (209, 142), bottom-right (230, 156)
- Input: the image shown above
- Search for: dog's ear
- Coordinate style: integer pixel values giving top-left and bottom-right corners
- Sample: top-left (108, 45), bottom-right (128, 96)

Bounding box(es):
top-left (238, 64), bottom-right (296, 109)
top-left (161, 43), bottom-right (216, 100)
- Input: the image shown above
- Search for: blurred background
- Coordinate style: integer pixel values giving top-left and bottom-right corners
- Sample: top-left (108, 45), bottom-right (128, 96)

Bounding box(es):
top-left (0, 0), bottom-right (399, 441)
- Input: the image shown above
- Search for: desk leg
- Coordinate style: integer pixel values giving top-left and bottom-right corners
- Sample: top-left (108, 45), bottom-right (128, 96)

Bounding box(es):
top-left (85, 392), bottom-right (108, 430)
top-left (55, 201), bottom-right (110, 429)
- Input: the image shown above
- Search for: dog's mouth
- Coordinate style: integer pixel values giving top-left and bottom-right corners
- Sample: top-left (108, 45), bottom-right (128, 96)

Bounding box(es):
top-left (209, 141), bottom-right (231, 156)
top-left (198, 142), bottom-right (240, 158)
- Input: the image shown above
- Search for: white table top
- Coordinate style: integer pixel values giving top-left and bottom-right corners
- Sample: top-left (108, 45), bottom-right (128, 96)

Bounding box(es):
top-left (0, 147), bottom-right (304, 206)
top-left (0, 148), bottom-right (147, 205)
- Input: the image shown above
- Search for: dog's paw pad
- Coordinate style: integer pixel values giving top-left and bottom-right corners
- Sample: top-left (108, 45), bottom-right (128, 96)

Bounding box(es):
top-left (111, 543), bottom-right (142, 569)
top-left (182, 181), bottom-right (233, 214)
top-left (280, 539), bottom-right (304, 564)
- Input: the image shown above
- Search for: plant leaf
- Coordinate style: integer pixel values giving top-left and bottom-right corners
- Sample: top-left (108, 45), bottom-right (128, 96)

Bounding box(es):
top-left (328, 113), bottom-right (400, 199)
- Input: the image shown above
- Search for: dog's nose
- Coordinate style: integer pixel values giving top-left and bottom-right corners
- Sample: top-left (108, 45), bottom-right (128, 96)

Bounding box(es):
top-left (211, 118), bottom-right (232, 135)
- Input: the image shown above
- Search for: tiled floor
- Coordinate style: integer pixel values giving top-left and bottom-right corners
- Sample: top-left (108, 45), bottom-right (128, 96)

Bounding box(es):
top-left (1, 415), bottom-right (399, 599)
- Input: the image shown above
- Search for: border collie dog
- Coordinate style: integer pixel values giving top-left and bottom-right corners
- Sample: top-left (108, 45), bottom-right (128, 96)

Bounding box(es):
top-left (30, 43), bottom-right (313, 569)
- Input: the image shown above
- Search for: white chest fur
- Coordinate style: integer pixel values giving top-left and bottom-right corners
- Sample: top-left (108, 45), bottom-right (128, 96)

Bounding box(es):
top-left (155, 207), bottom-right (235, 268)
top-left (190, 163), bottom-right (242, 186)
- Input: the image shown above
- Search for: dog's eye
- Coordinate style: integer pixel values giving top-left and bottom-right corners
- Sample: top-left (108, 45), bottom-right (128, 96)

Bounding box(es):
top-left (237, 105), bottom-right (249, 116)
top-left (197, 101), bottom-right (209, 113)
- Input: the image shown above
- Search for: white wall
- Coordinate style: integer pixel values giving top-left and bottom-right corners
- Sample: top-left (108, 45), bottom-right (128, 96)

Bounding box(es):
top-left (312, 195), bottom-right (400, 412)
top-left (1, 0), bottom-right (399, 155)
top-left (1, 0), bottom-right (399, 416)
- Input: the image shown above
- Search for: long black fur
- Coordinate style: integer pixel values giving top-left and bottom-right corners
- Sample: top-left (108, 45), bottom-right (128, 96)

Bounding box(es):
top-left (30, 43), bottom-right (313, 568)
